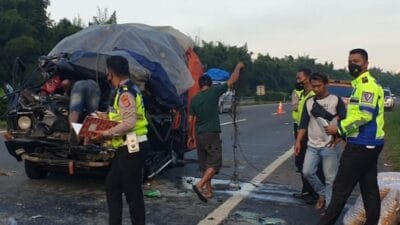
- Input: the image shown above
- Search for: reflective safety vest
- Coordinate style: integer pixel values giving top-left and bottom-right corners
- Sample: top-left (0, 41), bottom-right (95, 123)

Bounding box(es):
top-left (296, 89), bottom-right (315, 125)
top-left (292, 89), bottom-right (303, 123)
top-left (338, 71), bottom-right (384, 146)
top-left (109, 81), bottom-right (148, 149)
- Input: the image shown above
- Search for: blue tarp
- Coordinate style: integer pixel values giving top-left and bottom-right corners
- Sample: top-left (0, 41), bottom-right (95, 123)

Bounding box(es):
top-left (204, 68), bottom-right (230, 81)
top-left (115, 48), bottom-right (183, 108)
top-left (54, 49), bottom-right (183, 109)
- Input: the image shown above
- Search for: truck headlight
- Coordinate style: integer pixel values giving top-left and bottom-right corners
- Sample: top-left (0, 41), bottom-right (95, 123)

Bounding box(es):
top-left (18, 116), bottom-right (32, 130)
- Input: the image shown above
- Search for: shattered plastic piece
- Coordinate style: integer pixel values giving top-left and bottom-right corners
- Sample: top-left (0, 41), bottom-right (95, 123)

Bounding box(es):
top-left (144, 190), bottom-right (161, 198)
top-left (31, 215), bottom-right (43, 219)
top-left (182, 176), bottom-right (199, 190)
top-left (234, 211), bottom-right (287, 225)
top-left (260, 217), bottom-right (288, 225)
top-left (177, 191), bottom-right (192, 198)
top-left (229, 180), bottom-right (241, 191)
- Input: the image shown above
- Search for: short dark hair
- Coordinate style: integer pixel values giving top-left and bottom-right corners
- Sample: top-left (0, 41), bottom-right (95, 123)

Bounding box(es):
top-left (310, 72), bottom-right (329, 84)
top-left (298, 68), bottom-right (312, 76)
top-left (199, 75), bottom-right (212, 88)
top-left (349, 48), bottom-right (368, 61)
top-left (106, 55), bottom-right (130, 77)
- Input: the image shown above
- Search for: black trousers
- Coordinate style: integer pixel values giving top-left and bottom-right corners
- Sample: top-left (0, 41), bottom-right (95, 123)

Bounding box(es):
top-left (317, 143), bottom-right (382, 225)
top-left (106, 145), bottom-right (145, 225)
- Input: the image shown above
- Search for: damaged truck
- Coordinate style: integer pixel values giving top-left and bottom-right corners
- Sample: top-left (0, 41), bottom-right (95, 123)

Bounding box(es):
top-left (2, 23), bottom-right (203, 179)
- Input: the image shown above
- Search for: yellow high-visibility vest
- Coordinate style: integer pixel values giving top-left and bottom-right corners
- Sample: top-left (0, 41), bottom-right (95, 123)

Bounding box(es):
top-left (109, 82), bottom-right (148, 149)
top-left (338, 71), bottom-right (384, 146)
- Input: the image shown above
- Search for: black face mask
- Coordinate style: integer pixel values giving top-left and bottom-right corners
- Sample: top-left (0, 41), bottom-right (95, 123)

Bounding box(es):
top-left (295, 82), bottom-right (303, 91)
top-left (348, 63), bottom-right (362, 77)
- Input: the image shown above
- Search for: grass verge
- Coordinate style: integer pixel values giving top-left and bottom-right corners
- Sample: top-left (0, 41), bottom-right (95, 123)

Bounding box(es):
top-left (384, 105), bottom-right (400, 171)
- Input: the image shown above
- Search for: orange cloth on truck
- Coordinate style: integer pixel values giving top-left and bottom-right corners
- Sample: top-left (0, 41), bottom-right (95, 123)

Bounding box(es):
top-left (186, 48), bottom-right (204, 149)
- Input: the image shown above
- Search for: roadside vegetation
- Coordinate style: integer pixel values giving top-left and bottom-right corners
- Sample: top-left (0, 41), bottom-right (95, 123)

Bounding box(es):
top-left (384, 106), bottom-right (400, 171)
top-left (1, 1), bottom-right (400, 117)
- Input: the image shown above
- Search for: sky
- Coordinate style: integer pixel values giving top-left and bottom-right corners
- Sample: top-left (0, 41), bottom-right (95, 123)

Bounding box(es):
top-left (48, 0), bottom-right (400, 73)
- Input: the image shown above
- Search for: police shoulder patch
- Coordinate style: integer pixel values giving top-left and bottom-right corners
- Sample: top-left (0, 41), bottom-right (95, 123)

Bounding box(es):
top-left (120, 94), bottom-right (131, 107)
top-left (361, 91), bottom-right (374, 103)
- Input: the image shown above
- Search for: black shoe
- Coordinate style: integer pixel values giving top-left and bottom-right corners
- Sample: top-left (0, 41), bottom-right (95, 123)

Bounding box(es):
top-left (292, 192), bottom-right (312, 199)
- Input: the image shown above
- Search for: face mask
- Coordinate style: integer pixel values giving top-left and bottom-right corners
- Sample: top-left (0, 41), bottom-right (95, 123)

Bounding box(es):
top-left (295, 82), bottom-right (303, 91)
top-left (348, 63), bottom-right (362, 77)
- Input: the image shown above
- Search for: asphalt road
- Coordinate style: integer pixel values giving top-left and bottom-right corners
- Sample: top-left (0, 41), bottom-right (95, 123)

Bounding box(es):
top-left (0, 103), bottom-right (325, 225)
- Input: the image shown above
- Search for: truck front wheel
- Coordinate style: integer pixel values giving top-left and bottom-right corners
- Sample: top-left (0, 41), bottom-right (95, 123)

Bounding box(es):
top-left (24, 161), bottom-right (48, 179)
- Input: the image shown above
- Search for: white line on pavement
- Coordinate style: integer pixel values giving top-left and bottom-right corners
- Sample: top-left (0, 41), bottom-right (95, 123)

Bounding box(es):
top-left (197, 146), bottom-right (294, 225)
top-left (220, 119), bottom-right (247, 126)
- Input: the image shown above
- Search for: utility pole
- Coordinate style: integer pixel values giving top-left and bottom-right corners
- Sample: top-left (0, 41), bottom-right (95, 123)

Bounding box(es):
top-left (229, 85), bottom-right (240, 190)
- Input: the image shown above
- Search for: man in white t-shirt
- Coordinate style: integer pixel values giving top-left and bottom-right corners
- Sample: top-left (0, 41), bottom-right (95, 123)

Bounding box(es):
top-left (294, 72), bottom-right (346, 211)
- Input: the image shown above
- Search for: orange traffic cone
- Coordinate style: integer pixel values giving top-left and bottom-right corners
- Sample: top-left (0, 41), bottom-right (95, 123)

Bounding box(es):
top-left (276, 101), bottom-right (285, 115)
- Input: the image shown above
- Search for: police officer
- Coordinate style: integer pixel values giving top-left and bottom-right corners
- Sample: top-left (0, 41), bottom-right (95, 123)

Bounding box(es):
top-left (291, 80), bottom-right (303, 139)
top-left (318, 48), bottom-right (384, 225)
top-left (92, 55), bottom-right (148, 225)
top-left (293, 68), bottom-right (319, 201)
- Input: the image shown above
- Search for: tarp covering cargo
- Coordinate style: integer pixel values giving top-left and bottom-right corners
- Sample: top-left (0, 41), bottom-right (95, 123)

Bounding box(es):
top-left (48, 23), bottom-right (195, 108)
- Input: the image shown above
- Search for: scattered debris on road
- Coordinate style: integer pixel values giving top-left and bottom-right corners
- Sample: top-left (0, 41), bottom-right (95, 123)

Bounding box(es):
top-left (144, 190), bottom-right (161, 198)
top-left (0, 170), bottom-right (10, 176)
top-left (234, 211), bottom-right (287, 225)
top-left (31, 215), bottom-right (43, 219)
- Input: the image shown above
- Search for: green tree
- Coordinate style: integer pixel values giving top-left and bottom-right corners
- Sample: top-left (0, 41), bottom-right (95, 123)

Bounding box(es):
top-left (48, 18), bottom-right (82, 47)
top-left (195, 41), bottom-right (253, 94)
top-left (89, 7), bottom-right (117, 25)
top-left (194, 42), bottom-right (368, 96)
top-left (0, 0), bottom-right (50, 82)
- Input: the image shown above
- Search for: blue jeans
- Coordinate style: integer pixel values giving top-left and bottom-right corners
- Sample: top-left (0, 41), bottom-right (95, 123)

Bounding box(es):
top-left (69, 79), bottom-right (100, 113)
top-left (302, 146), bottom-right (340, 206)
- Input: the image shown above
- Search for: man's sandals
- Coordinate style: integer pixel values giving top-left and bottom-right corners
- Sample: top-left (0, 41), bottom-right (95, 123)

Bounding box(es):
top-left (192, 185), bottom-right (207, 202)
top-left (202, 190), bottom-right (213, 199)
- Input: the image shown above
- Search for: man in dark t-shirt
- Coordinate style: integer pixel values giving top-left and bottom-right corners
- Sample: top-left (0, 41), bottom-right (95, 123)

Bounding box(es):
top-left (188, 62), bottom-right (244, 202)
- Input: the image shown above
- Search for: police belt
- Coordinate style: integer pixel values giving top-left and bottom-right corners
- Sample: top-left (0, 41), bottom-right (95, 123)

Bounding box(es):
top-left (120, 135), bottom-right (148, 147)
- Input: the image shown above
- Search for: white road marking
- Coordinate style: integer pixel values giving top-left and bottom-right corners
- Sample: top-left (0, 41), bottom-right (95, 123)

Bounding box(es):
top-left (220, 119), bottom-right (247, 126)
top-left (197, 147), bottom-right (294, 225)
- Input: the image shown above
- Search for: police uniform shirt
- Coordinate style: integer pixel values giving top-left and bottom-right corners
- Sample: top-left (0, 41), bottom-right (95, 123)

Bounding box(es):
top-left (104, 82), bottom-right (137, 138)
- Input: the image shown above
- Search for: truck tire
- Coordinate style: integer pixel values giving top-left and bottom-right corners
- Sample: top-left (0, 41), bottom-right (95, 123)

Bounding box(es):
top-left (24, 161), bottom-right (48, 179)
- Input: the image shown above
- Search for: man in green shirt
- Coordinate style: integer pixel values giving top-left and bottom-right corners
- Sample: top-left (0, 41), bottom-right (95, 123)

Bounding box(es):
top-left (188, 62), bottom-right (244, 202)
